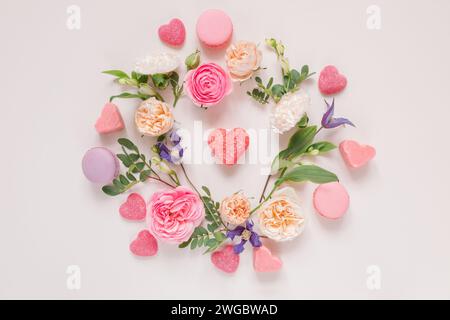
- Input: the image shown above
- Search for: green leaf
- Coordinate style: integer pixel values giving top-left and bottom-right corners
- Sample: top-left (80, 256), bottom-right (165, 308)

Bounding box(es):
top-left (201, 186), bottom-right (211, 197)
top-left (214, 232), bottom-right (226, 242)
top-left (276, 165), bottom-right (338, 185)
top-left (139, 170), bottom-right (152, 182)
top-left (282, 126), bottom-right (317, 159)
top-left (126, 173), bottom-right (136, 181)
top-left (113, 178), bottom-right (123, 189)
top-left (190, 237), bottom-right (198, 249)
top-left (151, 73), bottom-right (170, 89)
top-left (118, 138), bottom-right (139, 153)
top-left (290, 69), bottom-right (301, 84)
top-left (178, 240), bottom-right (191, 248)
top-left (102, 185), bottom-right (122, 196)
top-left (307, 141), bottom-right (337, 154)
top-left (271, 84), bottom-right (285, 100)
top-left (296, 114), bottom-right (309, 128)
top-left (128, 153), bottom-right (140, 162)
top-left (206, 238), bottom-right (218, 247)
top-left (207, 222), bottom-right (219, 233)
top-left (102, 70), bottom-right (129, 79)
top-left (119, 175), bottom-right (129, 185)
top-left (255, 76), bottom-right (262, 84)
top-left (270, 155), bottom-right (296, 173)
top-left (117, 154), bottom-right (132, 167)
top-left (109, 92), bottom-right (148, 102)
top-left (196, 226), bottom-right (208, 235)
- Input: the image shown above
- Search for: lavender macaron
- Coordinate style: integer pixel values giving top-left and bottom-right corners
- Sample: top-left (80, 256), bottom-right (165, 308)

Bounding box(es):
top-left (82, 147), bottom-right (119, 184)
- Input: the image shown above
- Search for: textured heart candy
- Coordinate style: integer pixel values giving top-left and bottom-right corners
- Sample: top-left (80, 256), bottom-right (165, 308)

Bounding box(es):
top-left (119, 193), bottom-right (147, 221)
top-left (318, 65), bottom-right (347, 95)
top-left (211, 245), bottom-right (240, 273)
top-left (129, 230), bottom-right (158, 257)
top-left (208, 128), bottom-right (249, 166)
top-left (253, 246), bottom-right (282, 272)
top-left (339, 140), bottom-right (376, 168)
top-left (95, 102), bottom-right (125, 134)
top-left (158, 18), bottom-right (186, 47)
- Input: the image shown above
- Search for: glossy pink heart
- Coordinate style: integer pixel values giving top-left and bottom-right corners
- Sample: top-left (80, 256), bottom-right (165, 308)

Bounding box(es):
top-left (95, 102), bottom-right (125, 134)
top-left (208, 128), bottom-right (249, 166)
top-left (318, 65), bottom-right (347, 95)
top-left (253, 246), bottom-right (282, 272)
top-left (119, 193), bottom-right (147, 221)
top-left (211, 245), bottom-right (239, 273)
top-left (129, 230), bottom-right (158, 257)
top-left (158, 18), bottom-right (186, 46)
top-left (339, 140), bottom-right (376, 168)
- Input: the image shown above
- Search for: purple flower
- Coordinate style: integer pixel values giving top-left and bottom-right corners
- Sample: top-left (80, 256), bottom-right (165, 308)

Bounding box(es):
top-left (321, 98), bottom-right (355, 129)
top-left (155, 129), bottom-right (185, 164)
top-left (226, 220), bottom-right (262, 254)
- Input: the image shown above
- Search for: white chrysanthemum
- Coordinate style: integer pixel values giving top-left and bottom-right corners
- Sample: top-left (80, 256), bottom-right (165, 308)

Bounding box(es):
top-left (134, 53), bottom-right (180, 74)
top-left (270, 90), bottom-right (310, 134)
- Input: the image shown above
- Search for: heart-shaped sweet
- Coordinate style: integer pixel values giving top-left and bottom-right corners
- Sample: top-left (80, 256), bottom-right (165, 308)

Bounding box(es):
top-left (158, 18), bottom-right (186, 47)
top-left (253, 246), bottom-right (282, 272)
top-left (119, 193), bottom-right (147, 221)
top-left (95, 102), bottom-right (125, 134)
top-left (318, 65), bottom-right (347, 95)
top-left (211, 245), bottom-right (240, 273)
top-left (339, 140), bottom-right (376, 168)
top-left (208, 128), bottom-right (249, 166)
top-left (129, 230), bottom-right (158, 257)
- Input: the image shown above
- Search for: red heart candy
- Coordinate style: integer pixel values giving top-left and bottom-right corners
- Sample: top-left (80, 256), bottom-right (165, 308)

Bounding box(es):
top-left (208, 128), bottom-right (249, 166)
top-left (339, 140), bottom-right (376, 168)
top-left (129, 230), bottom-right (158, 257)
top-left (253, 246), bottom-right (282, 272)
top-left (95, 102), bottom-right (125, 134)
top-left (158, 18), bottom-right (186, 47)
top-left (318, 65), bottom-right (347, 95)
top-left (211, 245), bottom-right (240, 273)
top-left (119, 193), bottom-right (146, 221)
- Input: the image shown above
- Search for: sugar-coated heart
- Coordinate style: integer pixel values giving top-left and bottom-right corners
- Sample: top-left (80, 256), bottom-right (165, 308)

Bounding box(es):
top-left (211, 245), bottom-right (239, 273)
top-left (318, 65), bottom-right (347, 95)
top-left (339, 140), bottom-right (376, 168)
top-left (95, 102), bottom-right (125, 134)
top-left (253, 246), bottom-right (282, 273)
top-left (158, 18), bottom-right (186, 46)
top-left (129, 230), bottom-right (158, 257)
top-left (208, 128), bottom-right (249, 166)
top-left (119, 193), bottom-right (147, 221)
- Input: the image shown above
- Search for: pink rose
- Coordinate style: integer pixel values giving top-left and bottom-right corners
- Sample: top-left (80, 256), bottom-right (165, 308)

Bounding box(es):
top-left (184, 63), bottom-right (232, 107)
top-left (147, 186), bottom-right (204, 243)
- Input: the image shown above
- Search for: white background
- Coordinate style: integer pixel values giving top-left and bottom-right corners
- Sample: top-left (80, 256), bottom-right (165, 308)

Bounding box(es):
top-left (1, 0), bottom-right (450, 299)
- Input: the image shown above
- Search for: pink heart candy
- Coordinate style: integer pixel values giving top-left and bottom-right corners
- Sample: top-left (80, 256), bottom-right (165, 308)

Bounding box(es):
top-left (253, 246), bottom-right (282, 273)
top-left (119, 193), bottom-right (147, 221)
top-left (339, 140), bottom-right (376, 168)
top-left (208, 128), bottom-right (249, 166)
top-left (211, 245), bottom-right (239, 273)
top-left (318, 65), bottom-right (347, 95)
top-left (158, 18), bottom-right (186, 47)
top-left (95, 102), bottom-right (125, 134)
top-left (129, 230), bottom-right (158, 257)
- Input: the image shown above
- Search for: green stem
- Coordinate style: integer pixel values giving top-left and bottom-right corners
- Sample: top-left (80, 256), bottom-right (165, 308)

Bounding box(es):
top-left (180, 163), bottom-right (229, 231)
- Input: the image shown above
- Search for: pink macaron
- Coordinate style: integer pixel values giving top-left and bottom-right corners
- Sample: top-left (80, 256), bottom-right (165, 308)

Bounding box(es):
top-left (196, 9), bottom-right (233, 48)
top-left (313, 182), bottom-right (350, 219)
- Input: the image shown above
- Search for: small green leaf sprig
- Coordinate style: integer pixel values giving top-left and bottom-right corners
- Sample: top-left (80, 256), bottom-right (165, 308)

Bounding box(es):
top-left (102, 138), bottom-right (179, 196)
top-left (247, 38), bottom-right (315, 104)
top-left (178, 186), bottom-right (228, 253)
top-left (103, 50), bottom-right (201, 107)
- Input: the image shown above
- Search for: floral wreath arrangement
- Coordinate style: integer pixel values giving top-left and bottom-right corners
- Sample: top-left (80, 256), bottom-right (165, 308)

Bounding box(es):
top-left (82, 10), bottom-right (376, 273)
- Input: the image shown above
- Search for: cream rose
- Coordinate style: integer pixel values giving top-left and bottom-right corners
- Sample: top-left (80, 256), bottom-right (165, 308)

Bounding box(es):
top-left (256, 187), bottom-right (306, 241)
top-left (135, 98), bottom-right (174, 137)
top-left (219, 193), bottom-right (251, 225)
top-left (225, 41), bottom-right (262, 81)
